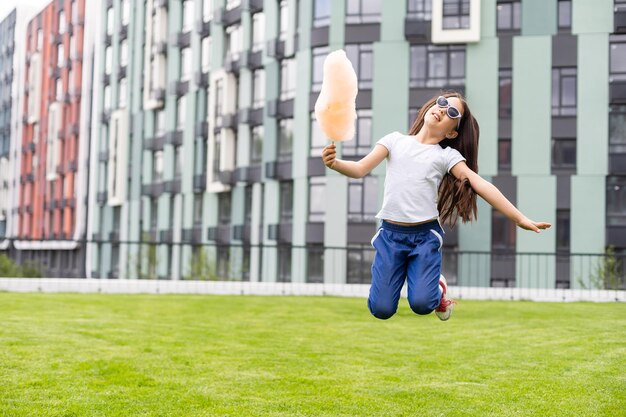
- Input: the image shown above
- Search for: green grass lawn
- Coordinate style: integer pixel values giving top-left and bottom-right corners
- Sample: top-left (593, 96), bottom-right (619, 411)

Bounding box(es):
top-left (0, 293), bottom-right (624, 417)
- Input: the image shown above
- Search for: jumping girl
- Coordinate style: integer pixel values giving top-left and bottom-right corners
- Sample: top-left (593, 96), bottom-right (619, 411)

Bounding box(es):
top-left (321, 92), bottom-right (551, 321)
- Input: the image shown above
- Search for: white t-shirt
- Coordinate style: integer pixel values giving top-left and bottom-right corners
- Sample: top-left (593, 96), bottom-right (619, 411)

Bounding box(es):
top-left (375, 131), bottom-right (466, 223)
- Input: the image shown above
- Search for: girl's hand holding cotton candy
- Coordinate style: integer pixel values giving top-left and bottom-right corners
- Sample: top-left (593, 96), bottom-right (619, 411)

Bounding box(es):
top-left (314, 50), bottom-right (358, 142)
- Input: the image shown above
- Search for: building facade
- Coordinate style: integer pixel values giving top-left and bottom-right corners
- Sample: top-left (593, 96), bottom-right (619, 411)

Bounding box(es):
top-left (1, 0), bottom-right (624, 288)
top-left (14, 0), bottom-right (94, 277)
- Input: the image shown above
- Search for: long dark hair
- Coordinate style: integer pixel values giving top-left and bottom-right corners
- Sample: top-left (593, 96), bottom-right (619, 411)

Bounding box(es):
top-left (408, 92), bottom-right (480, 226)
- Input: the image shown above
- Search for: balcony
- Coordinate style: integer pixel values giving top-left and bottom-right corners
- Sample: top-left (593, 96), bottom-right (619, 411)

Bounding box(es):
top-left (99, 150), bottom-right (109, 162)
top-left (266, 39), bottom-right (286, 59)
top-left (143, 134), bottom-right (166, 151)
top-left (194, 71), bottom-right (209, 88)
top-left (267, 99), bottom-right (295, 119)
top-left (232, 224), bottom-right (251, 242)
top-left (49, 67), bottom-right (61, 78)
top-left (182, 227), bottom-right (203, 244)
top-left (193, 174), bottom-right (207, 192)
top-left (152, 40), bottom-right (167, 55)
top-left (610, 81), bottom-right (626, 104)
top-left (196, 19), bottom-right (211, 37)
top-left (142, 182), bottom-right (164, 198)
top-left (243, 0), bottom-right (263, 13)
top-left (224, 55), bottom-right (241, 73)
top-left (241, 50), bottom-right (263, 69)
top-left (404, 18), bottom-right (431, 41)
top-left (150, 88), bottom-right (166, 102)
top-left (159, 229), bottom-right (174, 243)
top-left (102, 73), bottom-right (111, 85)
top-left (195, 121), bottom-right (209, 137)
top-left (215, 5), bottom-right (242, 26)
top-left (101, 110), bottom-right (112, 124)
top-left (68, 160), bottom-right (78, 172)
top-left (222, 113), bottom-right (238, 129)
top-left (166, 130), bottom-right (183, 146)
top-left (169, 80), bottom-right (190, 97)
top-left (267, 223), bottom-right (292, 243)
top-left (117, 65), bottom-right (127, 79)
top-left (238, 108), bottom-right (263, 126)
top-left (265, 160), bottom-right (292, 180)
top-left (170, 32), bottom-right (191, 49)
top-left (119, 24), bottom-right (129, 40)
top-left (207, 225), bottom-right (231, 243)
top-left (70, 123), bottom-right (80, 136)
top-left (163, 178), bottom-right (182, 194)
top-left (218, 170), bottom-right (235, 185)
top-left (96, 191), bottom-right (108, 205)
top-left (109, 231), bottom-right (120, 242)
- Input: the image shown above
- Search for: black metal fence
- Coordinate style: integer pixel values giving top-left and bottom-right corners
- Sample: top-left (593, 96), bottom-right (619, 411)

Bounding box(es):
top-left (1, 238), bottom-right (625, 291)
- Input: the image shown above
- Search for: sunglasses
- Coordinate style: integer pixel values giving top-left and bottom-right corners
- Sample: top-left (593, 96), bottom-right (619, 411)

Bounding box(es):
top-left (436, 96), bottom-right (462, 130)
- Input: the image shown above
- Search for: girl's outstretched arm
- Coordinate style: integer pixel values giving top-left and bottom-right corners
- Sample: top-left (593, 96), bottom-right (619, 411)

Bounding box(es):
top-left (322, 143), bottom-right (388, 179)
top-left (450, 161), bottom-right (552, 233)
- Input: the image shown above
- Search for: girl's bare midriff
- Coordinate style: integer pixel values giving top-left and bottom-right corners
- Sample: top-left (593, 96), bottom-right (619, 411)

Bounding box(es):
top-left (384, 217), bottom-right (439, 226)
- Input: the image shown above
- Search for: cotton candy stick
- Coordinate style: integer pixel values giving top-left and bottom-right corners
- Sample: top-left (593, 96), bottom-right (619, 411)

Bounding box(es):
top-left (314, 50), bottom-right (358, 142)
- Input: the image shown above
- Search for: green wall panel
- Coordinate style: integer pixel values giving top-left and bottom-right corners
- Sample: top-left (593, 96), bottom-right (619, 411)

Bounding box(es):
top-left (512, 36), bottom-right (552, 176)
top-left (572, 0), bottom-right (614, 34)
top-left (522, 0), bottom-right (556, 36)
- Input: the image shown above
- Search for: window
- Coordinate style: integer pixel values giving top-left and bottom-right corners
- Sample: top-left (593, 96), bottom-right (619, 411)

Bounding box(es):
top-left (496, 1), bottom-right (521, 32)
top-left (203, 0), bottom-right (213, 21)
top-left (106, 7), bottom-right (114, 35)
top-left (348, 176), bottom-right (378, 222)
top-left (252, 69), bottom-right (265, 109)
top-left (407, 0), bottom-right (432, 21)
top-left (279, 0), bottom-right (289, 40)
top-left (306, 245), bottom-right (324, 283)
top-left (251, 13), bottom-right (265, 52)
top-left (250, 125), bottom-right (263, 165)
top-left (212, 131), bottom-right (221, 178)
top-left (119, 78), bottom-right (127, 108)
top-left (492, 210), bottom-right (516, 250)
top-left (410, 45), bottom-right (465, 88)
top-left (610, 36), bottom-right (626, 82)
top-left (244, 185), bottom-right (253, 224)
top-left (56, 78), bottom-right (63, 102)
top-left (313, 0), bottom-right (331, 27)
top-left (345, 44), bottom-right (373, 89)
top-left (153, 150), bottom-right (164, 181)
top-left (556, 209), bottom-right (570, 251)
top-left (37, 29), bottom-right (43, 50)
top-left (122, 0), bottom-right (130, 25)
top-left (202, 37), bottom-right (212, 72)
top-left (310, 112), bottom-right (326, 157)
top-left (181, 47), bottom-right (192, 80)
top-left (498, 139), bottom-right (511, 174)
top-left (347, 246), bottom-right (374, 283)
top-left (193, 193), bottom-right (203, 226)
top-left (156, 110), bottom-right (166, 135)
top-left (103, 85), bottom-right (111, 110)
top-left (278, 118), bottom-right (293, 161)
top-left (607, 176), bottom-right (626, 226)
top-left (120, 40), bottom-right (128, 67)
top-left (215, 79), bottom-right (223, 124)
top-left (279, 180), bottom-right (293, 223)
top-left (177, 97), bottom-right (186, 129)
top-left (551, 138), bottom-right (576, 173)
top-left (216, 246), bottom-right (230, 279)
top-left (609, 105), bottom-right (626, 155)
top-left (499, 69), bottom-right (512, 119)
top-left (309, 177), bottom-right (325, 222)
top-left (150, 199), bottom-right (158, 229)
top-left (552, 68), bottom-right (577, 116)
top-left (346, 0), bottom-right (382, 24)
top-left (105, 47), bottom-right (112, 74)
top-left (343, 109), bottom-right (372, 156)
top-left (280, 58), bottom-right (297, 101)
top-left (182, 0), bottom-right (194, 32)
top-left (58, 11), bottom-right (66, 33)
top-left (442, 0), bottom-right (470, 29)
top-left (57, 44), bottom-right (64, 68)
top-left (312, 46), bottom-right (330, 92)
top-left (558, 0), bottom-right (571, 30)
top-left (225, 24), bottom-right (242, 61)
top-left (218, 192), bottom-right (231, 223)
top-left (277, 245), bottom-right (292, 282)
top-left (174, 146), bottom-right (182, 178)
top-left (70, 34), bottom-right (77, 59)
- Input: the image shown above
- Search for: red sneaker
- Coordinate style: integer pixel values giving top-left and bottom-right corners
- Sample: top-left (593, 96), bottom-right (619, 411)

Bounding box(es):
top-left (435, 275), bottom-right (455, 321)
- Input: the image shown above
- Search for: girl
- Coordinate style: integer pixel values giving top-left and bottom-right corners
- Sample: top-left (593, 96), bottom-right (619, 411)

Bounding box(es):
top-left (321, 92), bottom-right (551, 321)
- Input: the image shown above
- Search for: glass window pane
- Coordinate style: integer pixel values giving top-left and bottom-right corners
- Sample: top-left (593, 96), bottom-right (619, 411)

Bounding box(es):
top-left (610, 43), bottom-right (626, 74)
top-left (561, 76), bottom-right (576, 107)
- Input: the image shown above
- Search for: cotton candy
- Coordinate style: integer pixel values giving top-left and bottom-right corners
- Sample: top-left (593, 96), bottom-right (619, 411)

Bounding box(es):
top-left (314, 50), bottom-right (358, 142)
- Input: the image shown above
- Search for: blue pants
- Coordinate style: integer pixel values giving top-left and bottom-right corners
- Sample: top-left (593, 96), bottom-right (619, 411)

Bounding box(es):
top-left (368, 220), bottom-right (444, 320)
